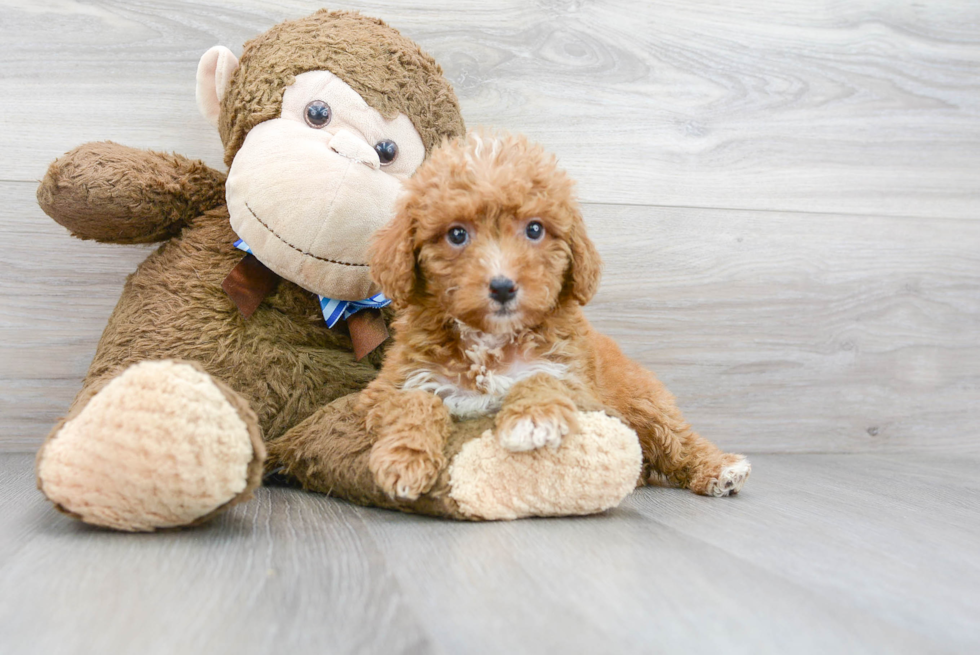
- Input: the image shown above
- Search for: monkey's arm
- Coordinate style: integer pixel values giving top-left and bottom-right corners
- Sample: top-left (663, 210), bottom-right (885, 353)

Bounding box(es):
top-left (37, 141), bottom-right (226, 244)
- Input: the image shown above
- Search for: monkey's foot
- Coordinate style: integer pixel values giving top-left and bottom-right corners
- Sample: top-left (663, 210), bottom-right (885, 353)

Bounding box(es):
top-left (449, 411), bottom-right (642, 520)
top-left (37, 360), bottom-right (265, 531)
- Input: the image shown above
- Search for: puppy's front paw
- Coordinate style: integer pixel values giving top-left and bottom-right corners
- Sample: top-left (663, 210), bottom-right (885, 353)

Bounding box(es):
top-left (369, 438), bottom-right (444, 501)
top-left (496, 411), bottom-right (572, 452)
top-left (694, 455), bottom-right (751, 497)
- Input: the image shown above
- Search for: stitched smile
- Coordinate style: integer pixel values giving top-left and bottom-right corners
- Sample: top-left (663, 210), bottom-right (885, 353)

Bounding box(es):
top-left (244, 201), bottom-right (369, 267)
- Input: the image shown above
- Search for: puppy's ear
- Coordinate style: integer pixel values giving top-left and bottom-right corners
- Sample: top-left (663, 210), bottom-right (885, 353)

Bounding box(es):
top-left (369, 209), bottom-right (417, 306)
top-left (566, 213), bottom-right (602, 305)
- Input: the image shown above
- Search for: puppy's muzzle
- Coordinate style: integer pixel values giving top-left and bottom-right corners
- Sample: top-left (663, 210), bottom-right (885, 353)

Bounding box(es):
top-left (489, 276), bottom-right (517, 304)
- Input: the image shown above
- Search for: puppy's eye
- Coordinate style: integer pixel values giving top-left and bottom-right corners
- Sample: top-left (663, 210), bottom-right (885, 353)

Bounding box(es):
top-left (525, 220), bottom-right (545, 241)
top-left (304, 100), bottom-right (332, 128)
top-left (375, 140), bottom-right (398, 166)
top-left (447, 226), bottom-right (469, 246)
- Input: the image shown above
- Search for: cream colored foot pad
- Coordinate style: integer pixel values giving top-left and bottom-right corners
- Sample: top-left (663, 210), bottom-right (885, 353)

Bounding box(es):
top-left (38, 361), bottom-right (254, 531)
top-left (448, 411), bottom-right (642, 520)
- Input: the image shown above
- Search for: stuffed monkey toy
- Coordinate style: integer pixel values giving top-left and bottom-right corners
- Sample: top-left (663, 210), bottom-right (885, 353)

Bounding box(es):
top-left (34, 10), bottom-right (643, 531)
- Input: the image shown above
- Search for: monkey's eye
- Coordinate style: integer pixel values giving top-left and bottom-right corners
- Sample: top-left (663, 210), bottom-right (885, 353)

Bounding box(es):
top-left (375, 140), bottom-right (398, 166)
top-left (304, 100), bottom-right (332, 128)
top-left (447, 226), bottom-right (469, 247)
top-left (525, 220), bottom-right (545, 241)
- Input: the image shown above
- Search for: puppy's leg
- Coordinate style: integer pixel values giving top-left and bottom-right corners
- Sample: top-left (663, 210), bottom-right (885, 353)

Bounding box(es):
top-left (495, 373), bottom-right (581, 452)
top-left (592, 332), bottom-right (750, 497)
top-left (631, 396), bottom-right (750, 497)
top-left (361, 388), bottom-right (451, 501)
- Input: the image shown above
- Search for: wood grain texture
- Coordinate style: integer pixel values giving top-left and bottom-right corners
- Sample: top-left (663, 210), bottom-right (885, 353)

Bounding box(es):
top-left (2, 452), bottom-right (977, 654)
top-left (0, 181), bottom-right (154, 451)
top-left (4, 177), bottom-right (977, 453)
top-left (1, 3), bottom-right (978, 452)
top-left (626, 452), bottom-right (980, 651)
top-left (585, 204), bottom-right (980, 455)
top-left (3, 180), bottom-right (978, 452)
top-left (0, 454), bottom-right (435, 655)
top-left (1, 0), bottom-right (978, 217)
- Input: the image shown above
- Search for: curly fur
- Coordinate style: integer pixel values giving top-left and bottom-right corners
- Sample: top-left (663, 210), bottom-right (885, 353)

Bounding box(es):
top-left (361, 130), bottom-right (750, 499)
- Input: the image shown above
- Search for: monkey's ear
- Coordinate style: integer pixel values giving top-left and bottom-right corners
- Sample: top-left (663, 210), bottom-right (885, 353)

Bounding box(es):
top-left (567, 213), bottom-right (602, 305)
top-left (196, 46), bottom-right (240, 129)
top-left (369, 210), bottom-right (418, 307)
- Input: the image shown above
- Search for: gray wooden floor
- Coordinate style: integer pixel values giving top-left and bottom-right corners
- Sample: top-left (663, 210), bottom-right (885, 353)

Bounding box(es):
top-left (2, 452), bottom-right (979, 654)
top-left (2, 1), bottom-right (979, 653)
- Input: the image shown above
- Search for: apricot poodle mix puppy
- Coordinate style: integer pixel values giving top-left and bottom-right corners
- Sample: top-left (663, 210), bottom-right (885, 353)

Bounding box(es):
top-left (359, 130), bottom-right (750, 501)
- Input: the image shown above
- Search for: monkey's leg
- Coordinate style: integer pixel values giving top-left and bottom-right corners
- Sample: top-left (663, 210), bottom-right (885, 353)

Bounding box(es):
top-left (36, 360), bottom-right (265, 531)
top-left (267, 394), bottom-right (643, 520)
top-left (592, 332), bottom-right (751, 497)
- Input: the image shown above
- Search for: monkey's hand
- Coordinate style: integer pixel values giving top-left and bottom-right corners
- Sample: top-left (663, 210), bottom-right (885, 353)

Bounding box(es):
top-left (37, 141), bottom-right (226, 244)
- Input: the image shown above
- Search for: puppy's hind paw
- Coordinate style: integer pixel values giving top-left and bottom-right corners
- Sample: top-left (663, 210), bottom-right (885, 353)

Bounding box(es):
top-left (497, 416), bottom-right (568, 452)
top-left (703, 456), bottom-right (751, 497)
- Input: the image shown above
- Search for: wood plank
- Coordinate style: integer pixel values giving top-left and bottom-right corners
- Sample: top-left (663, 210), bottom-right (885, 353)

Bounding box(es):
top-left (584, 203), bottom-right (980, 455)
top-left (627, 452), bottom-right (980, 652)
top-left (0, 453), bottom-right (51, 566)
top-left (355, 506), bottom-right (936, 654)
top-left (0, 453), bottom-right (951, 655)
top-left (0, 180), bottom-right (153, 451)
top-left (4, 182), bottom-right (978, 453)
top-left (1, 1), bottom-right (978, 218)
top-left (0, 455), bottom-right (436, 655)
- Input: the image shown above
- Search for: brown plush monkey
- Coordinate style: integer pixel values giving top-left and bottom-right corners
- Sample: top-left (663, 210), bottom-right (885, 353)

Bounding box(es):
top-left (34, 10), bottom-right (643, 531)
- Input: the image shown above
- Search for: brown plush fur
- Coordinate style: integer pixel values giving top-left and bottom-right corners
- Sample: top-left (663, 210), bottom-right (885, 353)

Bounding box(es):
top-left (37, 141), bottom-right (227, 244)
top-left (267, 393), bottom-right (493, 519)
top-left (220, 9), bottom-right (465, 166)
top-left (35, 10), bottom-right (468, 527)
top-left (360, 131), bottom-right (749, 499)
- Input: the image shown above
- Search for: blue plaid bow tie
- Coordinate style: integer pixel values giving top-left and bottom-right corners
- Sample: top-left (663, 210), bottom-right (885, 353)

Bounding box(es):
top-left (234, 239), bottom-right (390, 327)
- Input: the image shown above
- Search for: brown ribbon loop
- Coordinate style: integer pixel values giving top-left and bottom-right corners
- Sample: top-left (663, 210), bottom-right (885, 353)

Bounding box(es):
top-left (222, 253), bottom-right (280, 319)
top-left (347, 308), bottom-right (390, 361)
top-left (222, 253), bottom-right (389, 359)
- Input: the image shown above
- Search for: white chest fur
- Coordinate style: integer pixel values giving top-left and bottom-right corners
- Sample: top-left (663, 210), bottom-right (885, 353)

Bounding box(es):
top-left (400, 328), bottom-right (568, 419)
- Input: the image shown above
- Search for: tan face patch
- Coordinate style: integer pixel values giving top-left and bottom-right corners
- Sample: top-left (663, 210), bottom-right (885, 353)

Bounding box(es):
top-left (226, 71), bottom-right (426, 300)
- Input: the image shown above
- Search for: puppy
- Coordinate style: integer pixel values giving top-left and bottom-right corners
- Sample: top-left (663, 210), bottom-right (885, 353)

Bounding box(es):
top-left (359, 130), bottom-right (750, 501)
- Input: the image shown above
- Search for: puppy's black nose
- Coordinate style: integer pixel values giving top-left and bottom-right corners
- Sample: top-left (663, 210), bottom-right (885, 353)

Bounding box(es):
top-left (488, 276), bottom-right (517, 303)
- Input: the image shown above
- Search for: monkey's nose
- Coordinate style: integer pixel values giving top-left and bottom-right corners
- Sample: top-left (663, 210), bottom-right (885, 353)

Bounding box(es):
top-left (488, 276), bottom-right (517, 303)
top-left (328, 129), bottom-right (380, 170)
